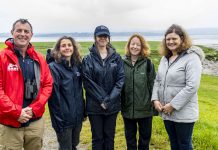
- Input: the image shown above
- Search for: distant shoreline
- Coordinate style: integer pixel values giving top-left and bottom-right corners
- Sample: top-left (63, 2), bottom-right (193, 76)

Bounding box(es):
top-left (1, 34), bottom-right (218, 49)
top-left (1, 36), bottom-right (218, 51)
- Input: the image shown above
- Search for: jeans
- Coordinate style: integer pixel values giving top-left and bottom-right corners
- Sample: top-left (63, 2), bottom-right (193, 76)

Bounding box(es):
top-left (88, 113), bottom-right (118, 150)
top-left (123, 117), bottom-right (152, 150)
top-left (164, 120), bottom-right (195, 150)
top-left (56, 123), bottom-right (82, 150)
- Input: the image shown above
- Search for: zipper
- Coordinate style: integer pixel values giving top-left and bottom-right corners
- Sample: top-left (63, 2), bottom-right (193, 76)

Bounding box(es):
top-left (132, 66), bottom-right (135, 118)
top-left (162, 68), bottom-right (169, 105)
top-left (162, 55), bottom-right (182, 104)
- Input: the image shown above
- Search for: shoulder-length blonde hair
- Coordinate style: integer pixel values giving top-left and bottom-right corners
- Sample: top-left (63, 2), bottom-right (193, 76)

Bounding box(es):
top-left (52, 36), bottom-right (82, 64)
top-left (160, 24), bottom-right (192, 58)
top-left (125, 33), bottom-right (150, 58)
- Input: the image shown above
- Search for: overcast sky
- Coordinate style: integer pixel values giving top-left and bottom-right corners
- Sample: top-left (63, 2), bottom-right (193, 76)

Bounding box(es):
top-left (1, 0), bottom-right (218, 33)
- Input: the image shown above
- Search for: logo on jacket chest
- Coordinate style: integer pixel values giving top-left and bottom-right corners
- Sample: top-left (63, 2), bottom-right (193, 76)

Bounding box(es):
top-left (7, 63), bottom-right (19, 71)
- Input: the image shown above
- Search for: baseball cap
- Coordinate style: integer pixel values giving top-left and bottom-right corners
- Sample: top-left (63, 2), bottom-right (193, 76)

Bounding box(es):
top-left (94, 25), bottom-right (110, 37)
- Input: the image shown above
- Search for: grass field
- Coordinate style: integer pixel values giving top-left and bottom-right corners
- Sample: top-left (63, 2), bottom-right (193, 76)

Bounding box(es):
top-left (1, 41), bottom-right (218, 149)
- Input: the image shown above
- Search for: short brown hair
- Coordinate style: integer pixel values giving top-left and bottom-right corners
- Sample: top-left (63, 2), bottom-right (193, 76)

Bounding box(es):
top-left (12, 18), bottom-right (33, 33)
top-left (160, 24), bottom-right (192, 58)
top-left (125, 33), bottom-right (150, 58)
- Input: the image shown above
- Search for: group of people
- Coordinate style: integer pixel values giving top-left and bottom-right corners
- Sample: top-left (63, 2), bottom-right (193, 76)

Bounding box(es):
top-left (0, 18), bottom-right (204, 150)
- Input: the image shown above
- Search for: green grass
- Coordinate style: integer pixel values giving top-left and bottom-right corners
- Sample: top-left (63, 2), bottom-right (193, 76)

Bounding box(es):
top-left (1, 41), bottom-right (218, 149)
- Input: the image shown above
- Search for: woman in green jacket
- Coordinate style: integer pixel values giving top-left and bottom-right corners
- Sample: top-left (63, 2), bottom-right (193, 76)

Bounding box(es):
top-left (121, 34), bottom-right (156, 150)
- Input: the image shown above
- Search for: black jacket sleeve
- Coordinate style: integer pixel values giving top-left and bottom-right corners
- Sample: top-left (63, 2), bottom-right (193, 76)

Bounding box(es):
top-left (47, 64), bottom-right (62, 130)
top-left (48, 65), bottom-right (60, 105)
top-left (147, 61), bottom-right (156, 96)
top-left (82, 56), bottom-right (108, 104)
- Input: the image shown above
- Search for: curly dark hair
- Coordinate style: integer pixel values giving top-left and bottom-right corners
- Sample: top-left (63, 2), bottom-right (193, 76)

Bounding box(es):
top-left (52, 36), bottom-right (82, 64)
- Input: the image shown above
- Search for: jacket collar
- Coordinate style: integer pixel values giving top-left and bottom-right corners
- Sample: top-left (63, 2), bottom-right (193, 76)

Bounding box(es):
top-left (60, 57), bottom-right (75, 70)
top-left (165, 46), bottom-right (205, 63)
top-left (89, 43), bottom-right (116, 61)
top-left (124, 55), bottom-right (147, 67)
top-left (5, 38), bottom-right (38, 61)
top-left (5, 38), bottom-right (33, 52)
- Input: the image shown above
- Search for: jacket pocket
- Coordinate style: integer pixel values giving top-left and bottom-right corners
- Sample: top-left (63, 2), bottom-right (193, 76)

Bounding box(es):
top-left (0, 145), bottom-right (6, 150)
top-left (135, 98), bottom-right (152, 111)
top-left (166, 85), bottom-right (185, 101)
top-left (121, 93), bottom-right (132, 109)
top-left (0, 124), bottom-right (5, 150)
top-left (134, 87), bottom-right (151, 111)
top-left (0, 124), bottom-right (5, 137)
top-left (158, 84), bottom-right (164, 104)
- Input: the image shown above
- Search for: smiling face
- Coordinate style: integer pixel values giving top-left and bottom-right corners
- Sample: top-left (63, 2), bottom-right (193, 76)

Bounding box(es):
top-left (95, 34), bottom-right (109, 48)
top-left (129, 37), bottom-right (142, 57)
top-left (165, 32), bottom-right (183, 53)
top-left (11, 22), bottom-right (33, 51)
top-left (60, 39), bottom-right (74, 60)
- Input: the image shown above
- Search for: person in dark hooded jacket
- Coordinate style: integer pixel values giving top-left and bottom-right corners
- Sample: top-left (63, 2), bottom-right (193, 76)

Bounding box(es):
top-left (47, 36), bottom-right (85, 150)
top-left (82, 25), bottom-right (125, 150)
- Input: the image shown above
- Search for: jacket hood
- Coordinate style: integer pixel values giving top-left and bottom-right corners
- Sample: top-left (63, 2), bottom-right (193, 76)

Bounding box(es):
top-left (123, 55), bottom-right (144, 61)
top-left (5, 38), bottom-right (33, 51)
top-left (123, 55), bottom-right (146, 66)
top-left (46, 49), bottom-right (55, 64)
top-left (4, 38), bottom-right (37, 61)
top-left (186, 46), bottom-right (205, 62)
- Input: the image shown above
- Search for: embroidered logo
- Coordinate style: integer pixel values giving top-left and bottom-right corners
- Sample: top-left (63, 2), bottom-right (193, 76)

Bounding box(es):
top-left (7, 63), bottom-right (19, 71)
top-left (110, 63), bottom-right (117, 67)
top-left (100, 26), bottom-right (108, 30)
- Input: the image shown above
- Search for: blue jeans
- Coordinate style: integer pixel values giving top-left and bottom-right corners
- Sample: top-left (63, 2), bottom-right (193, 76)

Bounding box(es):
top-left (56, 123), bottom-right (82, 150)
top-left (164, 120), bottom-right (195, 150)
top-left (88, 113), bottom-right (118, 150)
top-left (123, 117), bottom-right (152, 150)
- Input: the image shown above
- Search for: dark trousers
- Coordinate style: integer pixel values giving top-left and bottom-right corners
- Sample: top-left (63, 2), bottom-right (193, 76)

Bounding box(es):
top-left (88, 113), bottom-right (118, 150)
top-left (164, 120), bottom-right (195, 150)
top-left (123, 117), bottom-right (152, 150)
top-left (56, 123), bottom-right (82, 150)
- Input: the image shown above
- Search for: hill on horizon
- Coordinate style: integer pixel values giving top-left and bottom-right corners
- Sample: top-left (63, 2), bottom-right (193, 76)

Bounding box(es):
top-left (1, 28), bottom-right (218, 37)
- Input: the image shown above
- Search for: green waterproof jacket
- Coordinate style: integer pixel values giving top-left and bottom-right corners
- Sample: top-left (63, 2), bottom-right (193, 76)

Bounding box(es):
top-left (121, 56), bottom-right (157, 119)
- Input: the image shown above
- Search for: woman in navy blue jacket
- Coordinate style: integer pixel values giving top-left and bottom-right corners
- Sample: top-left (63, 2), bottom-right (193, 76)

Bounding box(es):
top-left (82, 25), bottom-right (125, 150)
top-left (47, 36), bottom-right (85, 150)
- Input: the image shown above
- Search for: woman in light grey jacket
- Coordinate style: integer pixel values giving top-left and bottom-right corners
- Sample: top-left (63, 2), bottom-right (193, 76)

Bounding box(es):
top-left (151, 24), bottom-right (205, 150)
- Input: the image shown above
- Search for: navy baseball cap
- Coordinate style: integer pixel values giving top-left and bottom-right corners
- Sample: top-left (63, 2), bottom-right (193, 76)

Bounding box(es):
top-left (94, 25), bottom-right (110, 37)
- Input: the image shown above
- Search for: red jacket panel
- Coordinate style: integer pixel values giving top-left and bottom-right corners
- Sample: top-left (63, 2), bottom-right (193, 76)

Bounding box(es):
top-left (0, 39), bottom-right (53, 127)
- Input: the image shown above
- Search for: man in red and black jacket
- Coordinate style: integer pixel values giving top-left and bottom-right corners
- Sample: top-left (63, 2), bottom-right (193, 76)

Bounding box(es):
top-left (0, 19), bottom-right (53, 150)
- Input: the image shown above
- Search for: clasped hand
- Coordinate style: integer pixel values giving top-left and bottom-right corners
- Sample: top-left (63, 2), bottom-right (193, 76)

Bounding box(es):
top-left (17, 107), bottom-right (33, 123)
top-left (153, 100), bottom-right (174, 115)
